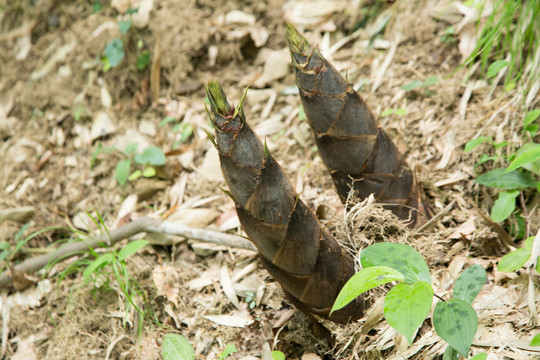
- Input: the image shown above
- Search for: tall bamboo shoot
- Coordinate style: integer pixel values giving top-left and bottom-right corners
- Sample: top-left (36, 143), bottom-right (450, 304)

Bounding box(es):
top-left (205, 81), bottom-right (367, 324)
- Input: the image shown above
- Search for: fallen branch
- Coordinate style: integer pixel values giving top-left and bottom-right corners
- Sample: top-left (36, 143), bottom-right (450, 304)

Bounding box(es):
top-left (0, 217), bottom-right (256, 289)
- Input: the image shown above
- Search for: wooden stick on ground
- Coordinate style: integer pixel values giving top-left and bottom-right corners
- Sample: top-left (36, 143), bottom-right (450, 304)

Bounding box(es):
top-left (0, 217), bottom-right (256, 289)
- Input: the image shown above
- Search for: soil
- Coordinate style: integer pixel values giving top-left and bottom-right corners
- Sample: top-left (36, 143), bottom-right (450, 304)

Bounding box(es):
top-left (1, 0), bottom-right (538, 359)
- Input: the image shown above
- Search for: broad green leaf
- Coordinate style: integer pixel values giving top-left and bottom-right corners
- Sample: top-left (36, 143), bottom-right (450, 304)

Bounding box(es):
top-left (119, 19), bottom-right (132, 34)
top-left (118, 239), bottom-right (149, 261)
top-left (271, 351), bottom-right (285, 360)
top-left (134, 146), bottom-right (166, 166)
top-left (470, 353), bottom-right (488, 360)
top-left (491, 190), bottom-right (519, 222)
top-left (128, 169), bottom-right (142, 181)
top-left (442, 346), bottom-right (460, 360)
top-left (83, 253), bottom-right (113, 283)
top-left (161, 333), bottom-right (194, 360)
top-left (524, 236), bottom-right (535, 251)
top-left (115, 159), bottom-right (131, 185)
top-left (498, 248), bottom-right (531, 272)
top-left (465, 136), bottom-right (491, 152)
top-left (401, 80), bottom-right (422, 91)
top-left (331, 266), bottom-right (404, 313)
top-left (160, 116), bottom-right (177, 126)
top-left (136, 50), bottom-right (151, 70)
top-left (525, 124), bottom-right (539, 138)
top-left (515, 142), bottom-right (540, 174)
top-left (492, 141), bottom-right (509, 149)
top-left (218, 344), bottom-right (237, 360)
top-left (523, 109), bottom-right (540, 126)
top-left (383, 281), bottom-right (433, 344)
top-left (530, 333), bottom-right (540, 346)
top-left (433, 299), bottom-right (478, 357)
top-left (453, 265), bottom-right (486, 304)
top-left (422, 75), bottom-right (439, 87)
top-left (474, 168), bottom-right (537, 189)
top-left (506, 144), bottom-right (540, 173)
top-left (142, 166), bottom-right (156, 177)
top-left (381, 109), bottom-right (394, 117)
top-left (105, 38), bottom-right (124, 67)
top-left (361, 243), bottom-right (431, 284)
top-left (486, 60), bottom-right (508, 79)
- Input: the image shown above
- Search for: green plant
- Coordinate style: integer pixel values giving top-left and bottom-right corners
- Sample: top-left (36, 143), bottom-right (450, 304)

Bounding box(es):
top-left (498, 235), bottom-right (540, 273)
top-left (401, 75), bottom-right (440, 93)
top-left (161, 333), bottom-right (195, 360)
top-left (440, 26), bottom-right (456, 44)
top-left (461, 0), bottom-right (540, 96)
top-left (159, 116), bottom-right (194, 148)
top-left (381, 107), bottom-right (407, 117)
top-left (101, 7), bottom-right (151, 72)
top-left (466, 109), bottom-right (540, 227)
top-left (332, 242), bottom-right (486, 358)
top-left (59, 213), bottom-right (150, 332)
top-left (116, 143), bottom-right (166, 185)
top-left (244, 291), bottom-right (256, 309)
top-left (218, 344), bottom-right (238, 360)
top-left (160, 335), bottom-right (286, 360)
top-left (90, 142), bottom-right (167, 186)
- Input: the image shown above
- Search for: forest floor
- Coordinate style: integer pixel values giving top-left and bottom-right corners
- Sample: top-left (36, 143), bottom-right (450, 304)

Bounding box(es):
top-left (0, 0), bottom-right (539, 359)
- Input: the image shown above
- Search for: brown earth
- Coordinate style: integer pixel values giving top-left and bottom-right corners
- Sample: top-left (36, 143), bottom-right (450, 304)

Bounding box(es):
top-left (0, 0), bottom-right (538, 359)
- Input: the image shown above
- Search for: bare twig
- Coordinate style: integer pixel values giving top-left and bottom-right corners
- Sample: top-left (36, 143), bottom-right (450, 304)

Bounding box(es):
top-left (0, 217), bottom-right (256, 289)
top-left (414, 199), bottom-right (456, 234)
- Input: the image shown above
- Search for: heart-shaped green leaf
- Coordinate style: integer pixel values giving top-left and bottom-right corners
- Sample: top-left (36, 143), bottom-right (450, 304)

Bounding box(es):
top-left (331, 266), bottom-right (404, 313)
top-left (433, 299), bottom-right (478, 357)
top-left (453, 265), bottom-right (486, 304)
top-left (161, 334), bottom-right (194, 360)
top-left (384, 281), bottom-right (433, 344)
top-left (361, 243), bottom-right (431, 284)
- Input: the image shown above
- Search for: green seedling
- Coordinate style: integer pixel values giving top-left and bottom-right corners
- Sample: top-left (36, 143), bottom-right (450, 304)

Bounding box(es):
top-left (401, 75), bottom-right (440, 94)
top-left (332, 242), bottom-right (485, 358)
top-left (159, 115), bottom-right (194, 148)
top-left (498, 236), bottom-right (540, 274)
top-left (101, 6), bottom-right (151, 72)
top-left (466, 109), bottom-right (540, 227)
top-left (381, 107), bottom-right (407, 117)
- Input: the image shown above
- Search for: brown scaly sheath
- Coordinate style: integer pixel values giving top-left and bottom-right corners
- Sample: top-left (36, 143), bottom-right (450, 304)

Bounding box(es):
top-left (286, 23), bottom-right (422, 227)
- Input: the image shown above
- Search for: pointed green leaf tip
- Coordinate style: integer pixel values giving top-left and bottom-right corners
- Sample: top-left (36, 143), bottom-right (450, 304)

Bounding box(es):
top-left (205, 81), bottom-right (230, 116)
top-left (285, 22), bottom-right (311, 55)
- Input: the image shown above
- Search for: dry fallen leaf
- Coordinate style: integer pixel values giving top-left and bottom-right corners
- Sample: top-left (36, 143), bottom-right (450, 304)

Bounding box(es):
top-left (220, 264), bottom-right (239, 308)
top-left (11, 336), bottom-right (37, 360)
top-left (152, 265), bottom-right (180, 306)
top-left (90, 111), bottom-right (116, 141)
top-left (196, 147), bottom-right (225, 182)
top-left (204, 314), bottom-right (254, 328)
top-left (253, 48), bottom-right (290, 88)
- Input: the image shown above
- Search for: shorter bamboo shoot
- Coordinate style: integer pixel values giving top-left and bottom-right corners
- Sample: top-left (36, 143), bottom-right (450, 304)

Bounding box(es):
top-left (287, 23), bottom-right (420, 227)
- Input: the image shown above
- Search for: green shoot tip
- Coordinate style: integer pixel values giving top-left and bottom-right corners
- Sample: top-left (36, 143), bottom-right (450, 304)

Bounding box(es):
top-left (285, 22), bottom-right (310, 54)
top-left (205, 80), bottom-right (230, 116)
